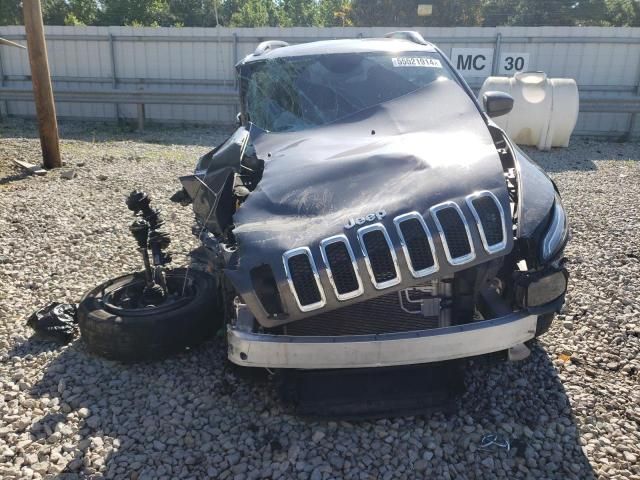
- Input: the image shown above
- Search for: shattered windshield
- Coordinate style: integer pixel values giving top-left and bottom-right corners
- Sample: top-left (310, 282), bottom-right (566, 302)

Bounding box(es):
top-left (241, 52), bottom-right (456, 132)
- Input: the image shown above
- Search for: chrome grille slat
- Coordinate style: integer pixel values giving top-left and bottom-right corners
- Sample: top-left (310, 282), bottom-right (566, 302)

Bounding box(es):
top-left (282, 247), bottom-right (326, 312)
top-left (430, 202), bottom-right (476, 265)
top-left (465, 191), bottom-right (508, 254)
top-left (319, 235), bottom-right (364, 301)
top-left (393, 212), bottom-right (439, 278)
top-left (283, 196), bottom-right (510, 312)
top-left (357, 223), bottom-right (401, 289)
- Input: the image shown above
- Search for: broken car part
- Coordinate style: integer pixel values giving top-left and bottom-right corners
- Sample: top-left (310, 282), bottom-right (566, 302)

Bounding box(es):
top-left (479, 434), bottom-right (511, 452)
top-left (78, 268), bottom-right (220, 362)
top-left (126, 190), bottom-right (172, 304)
top-left (77, 194), bottom-right (222, 362)
top-left (27, 302), bottom-right (78, 344)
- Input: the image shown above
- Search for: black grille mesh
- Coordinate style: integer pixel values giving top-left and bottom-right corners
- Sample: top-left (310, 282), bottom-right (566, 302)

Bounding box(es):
top-left (361, 230), bottom-right (398, 283)
top-left (284, 291), bottom-right (439, 336)
top-left (288, 254), bottom-right (322, 306)
top-left (436, 207), bottom-right (471, 258)
top-left (399, 219), bottom-right (435, 271)
top-left (250, 265), bottom-right (284, 315)
top-left (472, 196), bottom-right (504, 246)
top-left (325, 242), bottom-right (359, 295)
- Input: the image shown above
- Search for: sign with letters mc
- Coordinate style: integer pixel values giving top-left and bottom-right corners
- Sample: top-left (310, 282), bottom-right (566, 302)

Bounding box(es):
top-left (450, 48), bottom-right (530, 78)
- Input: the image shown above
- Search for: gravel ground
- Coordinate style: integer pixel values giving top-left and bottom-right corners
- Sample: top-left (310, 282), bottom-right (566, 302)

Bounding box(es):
top-left (0, 119), bottom-right (639, 480)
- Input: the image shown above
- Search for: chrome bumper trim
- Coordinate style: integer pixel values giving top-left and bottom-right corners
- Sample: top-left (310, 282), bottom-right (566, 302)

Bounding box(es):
top-left (227, 312), bottom-right (538, 369)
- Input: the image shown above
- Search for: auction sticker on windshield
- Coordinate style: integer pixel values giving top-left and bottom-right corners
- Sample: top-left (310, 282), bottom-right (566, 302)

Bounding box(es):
top-left (392, 57), bottom-right (442, 68)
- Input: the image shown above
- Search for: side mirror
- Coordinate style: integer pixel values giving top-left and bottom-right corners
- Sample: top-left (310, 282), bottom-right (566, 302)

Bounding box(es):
top-left (235, 112), bottom-right (242, 127)
top-left (482, 91), bottom-right (514, 118)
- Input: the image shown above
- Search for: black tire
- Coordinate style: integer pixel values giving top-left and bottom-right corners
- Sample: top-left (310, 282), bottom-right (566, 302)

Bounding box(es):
top-left (535, 313), bottom-right (555, 337)
top-left (77, 268), bottom-right (222, 362)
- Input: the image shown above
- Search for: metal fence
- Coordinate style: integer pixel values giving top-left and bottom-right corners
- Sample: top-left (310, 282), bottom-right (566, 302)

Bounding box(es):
top-left (1, 25), bottom-right (640, 137)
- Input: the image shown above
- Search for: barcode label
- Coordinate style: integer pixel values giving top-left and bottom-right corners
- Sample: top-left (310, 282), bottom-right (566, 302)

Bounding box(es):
top-left (391, 57), bottom-right (442, 68)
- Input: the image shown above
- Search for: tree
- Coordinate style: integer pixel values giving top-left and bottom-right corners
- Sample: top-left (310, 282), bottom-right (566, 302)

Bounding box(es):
top-left (42, 0), bottom-right (70, 25)
top-left (168, 0), bottom-right (222, 27)
top-left (1, 0), bottom-right (635, 28)
top-left (0, 0), bottom-right (98, 26)
top-left (68, 0), bottom-right (99, 25)
top-left (99, 0), bottom-right (171, 26)
top-left (280, 0), bottom-right (320, 26)
top-left (350, 0), bottom-right (418, 26)
top-left (482, 0), bottom-right (579, 26)
top-left (229, 0), bottom-right (282, 27)
top-left (603, 0), bottom-right (640, 25)
top-left (219, 0), bottom-right (241, 25)
top-left (432, 0), bottom-right (482, 26)
top-left (350, 0), bottom-right (480, 27)
top-left (319, 0), bottom-right (353, 26)
top-left (0, 0), bottom-right (22, 26)
top-left (64, 13), bottom-right (85, 25)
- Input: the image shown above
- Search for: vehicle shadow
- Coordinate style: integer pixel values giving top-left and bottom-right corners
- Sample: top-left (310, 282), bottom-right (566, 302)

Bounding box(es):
top-left (10, 333), bottom-right (596, 479)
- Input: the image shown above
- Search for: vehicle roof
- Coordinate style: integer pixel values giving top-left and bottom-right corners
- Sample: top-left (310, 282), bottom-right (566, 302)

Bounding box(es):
top-left (239, 38), bottom-right (438, 65)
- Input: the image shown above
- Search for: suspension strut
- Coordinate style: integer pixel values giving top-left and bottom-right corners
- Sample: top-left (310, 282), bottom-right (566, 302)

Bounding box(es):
top-left (126, 190), bottom-right (172, 305)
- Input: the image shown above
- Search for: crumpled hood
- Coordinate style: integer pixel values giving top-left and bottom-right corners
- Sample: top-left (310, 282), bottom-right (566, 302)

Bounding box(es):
top-left (227, 79), bottom-right (513, 326)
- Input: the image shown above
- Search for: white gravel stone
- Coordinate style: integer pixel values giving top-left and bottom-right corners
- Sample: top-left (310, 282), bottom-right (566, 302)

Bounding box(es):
top-left (59, 169), bottom-right (77, 180)
top-left (77, 407), bottom-right (91, 418)
top-left (1, 122), bottom-right (639, 479)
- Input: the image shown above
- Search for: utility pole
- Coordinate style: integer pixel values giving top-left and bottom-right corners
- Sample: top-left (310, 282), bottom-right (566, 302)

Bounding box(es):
top-left (23, 0), bottom-right (61, 169)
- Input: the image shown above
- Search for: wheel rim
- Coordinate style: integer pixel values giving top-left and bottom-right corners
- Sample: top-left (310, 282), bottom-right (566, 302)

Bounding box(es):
top-left (103, 272), bottom-right (197, 316)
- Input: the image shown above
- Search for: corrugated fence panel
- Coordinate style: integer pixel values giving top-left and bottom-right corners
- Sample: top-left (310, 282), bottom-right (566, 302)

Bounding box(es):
top-left (1, 25), bottom-right (640, 136)
top-left (1, 26), bottom-right (28, 116)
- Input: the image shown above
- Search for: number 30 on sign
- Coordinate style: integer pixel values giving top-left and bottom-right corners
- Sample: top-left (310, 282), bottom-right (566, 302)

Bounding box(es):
top-left (498, 53), bottom-right (529, 75)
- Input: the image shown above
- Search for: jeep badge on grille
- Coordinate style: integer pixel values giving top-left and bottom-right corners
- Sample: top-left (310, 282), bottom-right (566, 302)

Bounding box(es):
top-left (344, 210), bottom-right (387, 229)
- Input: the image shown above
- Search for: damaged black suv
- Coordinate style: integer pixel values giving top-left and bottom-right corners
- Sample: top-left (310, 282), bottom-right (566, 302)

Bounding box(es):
top-left (80, 32), bottom-right (568, 370)
top-left (176, 31), bottom-right (569, 370)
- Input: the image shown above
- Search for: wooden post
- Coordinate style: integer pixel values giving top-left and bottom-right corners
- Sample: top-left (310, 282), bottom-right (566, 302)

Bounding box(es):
top-left (23, 0), bottom-right (61, 169)
top-left (136, 84), bottom-right (145, 131)
top-left (137, 103), bottom-right (145, 131)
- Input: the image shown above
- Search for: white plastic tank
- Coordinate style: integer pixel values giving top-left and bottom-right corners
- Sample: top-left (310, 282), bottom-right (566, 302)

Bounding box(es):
top-left (479, 72), bottom-right (579, 150)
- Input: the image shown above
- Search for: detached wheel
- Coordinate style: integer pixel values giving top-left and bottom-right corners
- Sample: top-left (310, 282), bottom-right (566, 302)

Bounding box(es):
top-left (78, 268), bottom-right (221, 362)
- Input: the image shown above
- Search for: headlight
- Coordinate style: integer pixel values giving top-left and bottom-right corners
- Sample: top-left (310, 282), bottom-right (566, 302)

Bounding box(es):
top-left (526, 270), bottom-right (568, 307)
top-left (541, 195), bottom-right (568, 261)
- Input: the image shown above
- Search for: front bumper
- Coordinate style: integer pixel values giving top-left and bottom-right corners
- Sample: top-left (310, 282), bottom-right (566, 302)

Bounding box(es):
top-left (228, 311), bottom-right (539, 369)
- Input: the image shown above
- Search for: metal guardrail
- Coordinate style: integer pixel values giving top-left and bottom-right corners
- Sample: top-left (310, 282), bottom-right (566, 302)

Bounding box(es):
top-left (2, 86), bottom-right (639, 130)
top-left (0, 86), bottom-right (238, 130)
top-left (579, 97), bottom-right (640, 113)
top-left (0, 87), bottom-right (237, 105)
